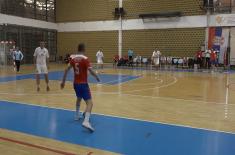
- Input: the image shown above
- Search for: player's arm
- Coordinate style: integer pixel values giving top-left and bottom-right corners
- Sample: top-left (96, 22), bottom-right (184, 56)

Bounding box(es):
top-left (61, 64), bottom-right (72, 89)
top-left (46, 50), bottom-right (50, 69)
top-left (20, 51), bottom-right (24, 60)
top-left (33, 50), bottom-right (37, 66)
top-left (88, 68), bottom-right (100, 82)
top-left (33, 56), bottom-right (37, 66)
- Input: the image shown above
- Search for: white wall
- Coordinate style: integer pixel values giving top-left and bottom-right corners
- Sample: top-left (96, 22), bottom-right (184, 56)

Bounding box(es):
top-left (0, 13), bottom-right (57, 30)
top-left (2, 12), bottom-right (235, 32)
top-left (57, 15), bottom-right (207, 32)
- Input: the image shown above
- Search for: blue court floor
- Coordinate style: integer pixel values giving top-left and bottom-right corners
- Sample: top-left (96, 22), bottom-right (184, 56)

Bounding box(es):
top-left (0, 100), bottom-right (235, 155)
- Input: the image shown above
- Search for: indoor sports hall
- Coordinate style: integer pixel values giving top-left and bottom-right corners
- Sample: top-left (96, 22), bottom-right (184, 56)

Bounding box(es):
top-left (1, 0), bottom-right (235, 155)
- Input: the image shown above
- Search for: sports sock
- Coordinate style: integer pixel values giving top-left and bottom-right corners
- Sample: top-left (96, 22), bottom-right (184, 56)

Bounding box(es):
top-left (84, 112), bottom-right (91, 122)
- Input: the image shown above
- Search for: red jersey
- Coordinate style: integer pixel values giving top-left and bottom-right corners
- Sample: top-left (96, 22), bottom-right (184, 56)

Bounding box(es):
top-left (113, 55), bottom-right (119, 61)
top-left (196, 51), bottom-right (202, 58)
top-left (210, 51), bottom-right (217, 61)
top-left (69, 54), bottom-right (91, 84)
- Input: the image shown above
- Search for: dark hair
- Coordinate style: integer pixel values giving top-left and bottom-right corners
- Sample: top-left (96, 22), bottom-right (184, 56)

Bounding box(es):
top-left (78, 43), bottom-right (85, 52)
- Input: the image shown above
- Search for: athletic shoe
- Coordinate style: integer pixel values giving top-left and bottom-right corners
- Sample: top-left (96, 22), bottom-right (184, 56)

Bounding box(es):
top-left (82, 121), bottom-right (95, 132)
top-left (74, 115), bottom-right (80, 121)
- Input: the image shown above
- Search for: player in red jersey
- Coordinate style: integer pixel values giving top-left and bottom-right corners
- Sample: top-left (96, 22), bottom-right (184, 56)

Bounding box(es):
top-left (61, 43), bottom-right (100, 132)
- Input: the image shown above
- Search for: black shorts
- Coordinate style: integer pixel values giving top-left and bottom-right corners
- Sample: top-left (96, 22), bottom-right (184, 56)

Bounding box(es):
top-left (128, 56), bottom-right (133, 61)
top-left (196, 58), bottom-right (202, 64)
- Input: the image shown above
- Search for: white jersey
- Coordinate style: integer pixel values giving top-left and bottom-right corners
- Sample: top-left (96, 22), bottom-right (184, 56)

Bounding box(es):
top-left (34, 47), bottom-right (49, 65)
top-left (205, 50), bottom-right (211, 58)
top-left (152, 50), bottom-right (161, 58)
top-left (96, 51), bottom-right (104, 63)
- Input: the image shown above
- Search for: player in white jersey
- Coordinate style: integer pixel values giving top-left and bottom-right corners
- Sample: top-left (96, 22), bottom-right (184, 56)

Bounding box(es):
top-left (33, 41), bottom-right (50, 92)
top-left (152, 49), bottom-right (161, 70)
top-left (96, 48), bottom-right (104, 72)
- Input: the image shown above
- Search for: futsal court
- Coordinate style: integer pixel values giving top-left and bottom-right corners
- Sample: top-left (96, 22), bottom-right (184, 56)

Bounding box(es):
top-left (0, 64), bottom-right (235, 155)
top-left (1, 0), bottom-right (235, 155)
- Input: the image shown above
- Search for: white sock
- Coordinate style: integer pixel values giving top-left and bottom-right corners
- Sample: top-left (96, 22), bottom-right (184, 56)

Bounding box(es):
top-left (84, 112), bottom-right (91, 122)
top-left (76, 104), bottom-right (80, 117)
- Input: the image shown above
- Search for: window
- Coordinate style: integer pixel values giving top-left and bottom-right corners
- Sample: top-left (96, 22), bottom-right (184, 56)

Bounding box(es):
top-left (0, 24), bottom-right (57, 64)
top-left (0, 0), bottom-right (55, 22)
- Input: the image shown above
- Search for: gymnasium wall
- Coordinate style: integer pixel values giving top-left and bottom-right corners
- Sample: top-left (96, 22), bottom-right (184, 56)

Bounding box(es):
top-left (56, 0), bottom-right (206, 62)
top-left (123, 28), bottom-right (205, 57)
top-left (57, 31), bottom-right (118, 62)
top-left (56, 0), bottom-right (118, 22)
top-left (56, 0), bottom-right (205, 22)
top-left (123, 0), bottom-right (205, 18)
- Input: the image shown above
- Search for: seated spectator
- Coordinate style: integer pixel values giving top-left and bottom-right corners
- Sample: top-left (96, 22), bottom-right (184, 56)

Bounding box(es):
top-left (113, 54), bottom-right (119, 68)
top-left (142, 58), bottom-right (148, 67)
top-left (195, 49), bottom-right (203, 69)
top-left (64, 53), bottom-right (70, 64)
top-left (123, 55), bottom-right (129, 66)
top-left (135, 55), bottom-right (142, 67)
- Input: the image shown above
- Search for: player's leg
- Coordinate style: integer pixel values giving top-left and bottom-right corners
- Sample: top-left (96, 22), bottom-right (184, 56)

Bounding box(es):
top-left (44, 73), bottom-right (50, 91)
top-left (18, 61), bottom-right (21, 72)
top-left (73, 84), bottom-right (84, 120)
top-left (75, 97), bottom-right (82, 120)
top-left (16, 60), bottom-right (20, 72)
top-left (101, 62), bottom-right (104, 70)
top-left (82, 99), bottom-right (94, 132)
top-left (42, 65), bottom-right (50, 91)
top-left (81, 84), bottom-right (94, 132)
top-left (36, 65), bottom-right (41, 91)
top-left (36, 74), bottom-right (40, 91)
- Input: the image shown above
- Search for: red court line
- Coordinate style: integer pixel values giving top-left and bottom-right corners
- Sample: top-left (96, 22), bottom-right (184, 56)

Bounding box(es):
top-left (0, 136), bottom-right (77, 155)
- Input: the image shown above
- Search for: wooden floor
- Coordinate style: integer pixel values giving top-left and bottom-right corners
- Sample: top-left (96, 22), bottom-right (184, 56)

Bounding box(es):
top-left (0, 64), bottom-right (235, 155)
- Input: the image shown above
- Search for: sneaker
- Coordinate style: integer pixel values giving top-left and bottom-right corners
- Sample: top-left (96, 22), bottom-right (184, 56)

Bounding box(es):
top-left (74, 115), bottom-right (80, 121)
top-left (82, 121), bottom-right (95, 132)
top-left (75, 113), bottom-right (85, 121)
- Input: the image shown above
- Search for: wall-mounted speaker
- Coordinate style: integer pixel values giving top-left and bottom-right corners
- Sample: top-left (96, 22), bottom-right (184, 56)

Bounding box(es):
top-left (203, 0), bottom-right (214, 7)
top-left (114, 7), bottom-right (125, 18)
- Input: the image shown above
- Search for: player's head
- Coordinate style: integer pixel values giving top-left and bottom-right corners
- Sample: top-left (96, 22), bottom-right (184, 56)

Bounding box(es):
top-left (78, 43), bottom-right (85, 53)
top-left (16, 46), bottom-right (19, 50)
top-left (40, 41), bottom-right (45, 48)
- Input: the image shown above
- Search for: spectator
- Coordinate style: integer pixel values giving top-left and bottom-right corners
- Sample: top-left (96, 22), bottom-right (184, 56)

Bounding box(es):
top-left (210, 49), bottom-right (217, 71)
top-left (205, 49), bottom-right (211, 69)
top-left (113, 54), bottom-right (119, 68)
top-left (128, 49), bottom-right (134, 67)
top-left (96, 48), bottom-right (104, 71)
top-left (195, 48), bottom-right (203, 69)
top-left (152, 48), bottom-right (161, 70)
top-left (13, 47), bottom-right (24, 72)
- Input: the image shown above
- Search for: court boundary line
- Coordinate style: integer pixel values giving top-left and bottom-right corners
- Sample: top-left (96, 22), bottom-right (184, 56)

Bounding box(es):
top-left (0, 136), bottom-right (77, 155)
top-left (1, 99), bottom-right (235, 136)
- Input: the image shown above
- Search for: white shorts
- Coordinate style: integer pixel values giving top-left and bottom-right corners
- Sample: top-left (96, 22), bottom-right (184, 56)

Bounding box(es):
top-left (97, 59), bottom-right (103, 64)
top-left (36, 64), bottom-right (48, 74)
top-left (153, 58), bottom-right (160, 65)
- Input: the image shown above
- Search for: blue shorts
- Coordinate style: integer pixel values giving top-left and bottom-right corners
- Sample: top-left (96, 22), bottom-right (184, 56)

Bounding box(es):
top-left (73, 83), bottom-right (92, 100)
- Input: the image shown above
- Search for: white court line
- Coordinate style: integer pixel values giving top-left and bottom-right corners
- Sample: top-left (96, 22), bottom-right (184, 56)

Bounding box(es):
top-left (0, 89), bottom-right (231, 106)
top-left (119, 76), bottom-right (177, 93)
top-left (101, 75), bottom-right (135, 85)
top-left (0, 75), bottom-right (231, 106)
top-left (1, 99), bottom-right (235, 136)
top-left (0, 73), bottom-right (233, 105)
